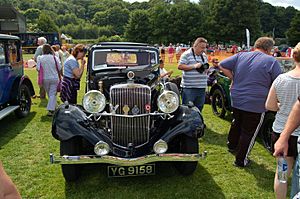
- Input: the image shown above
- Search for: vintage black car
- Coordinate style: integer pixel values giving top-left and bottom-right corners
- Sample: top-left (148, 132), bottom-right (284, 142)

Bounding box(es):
top-left (0, 34), bottom-right (35, 120)
top-left (50, 42), bottom-right (206, 181)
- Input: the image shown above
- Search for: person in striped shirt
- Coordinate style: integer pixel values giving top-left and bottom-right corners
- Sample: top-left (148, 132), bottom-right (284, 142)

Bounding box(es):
top-left (178, 37), bottom-right (208, 112)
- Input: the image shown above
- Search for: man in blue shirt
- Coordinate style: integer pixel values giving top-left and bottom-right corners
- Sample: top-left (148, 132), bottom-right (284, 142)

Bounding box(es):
top-left (220, 37), bottom-right (282, 167)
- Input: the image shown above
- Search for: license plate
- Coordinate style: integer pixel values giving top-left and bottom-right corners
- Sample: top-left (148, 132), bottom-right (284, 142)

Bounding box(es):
top-left (107, 164), bottom-right (155, 177)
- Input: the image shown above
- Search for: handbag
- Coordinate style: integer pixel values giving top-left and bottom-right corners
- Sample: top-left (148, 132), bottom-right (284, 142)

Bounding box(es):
top-left (38, 64), bottom-right (44, 86)
top-left (53, 56), bottom-right (62, 92)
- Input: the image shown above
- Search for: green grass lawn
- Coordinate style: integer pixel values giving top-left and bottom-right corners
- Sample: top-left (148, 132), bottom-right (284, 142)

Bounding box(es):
top-left (0, 61), bottom-right (279, 198)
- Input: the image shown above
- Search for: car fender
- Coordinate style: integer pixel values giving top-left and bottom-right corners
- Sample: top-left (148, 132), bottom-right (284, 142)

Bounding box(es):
top-left (52, 104), bottom-right (112, 147)
top-left (159, 105), bottom-right (205, 143)
top-left (9, 75), bottom-right (35, 103)
top-left (19, 75), bottom-right (35, 96)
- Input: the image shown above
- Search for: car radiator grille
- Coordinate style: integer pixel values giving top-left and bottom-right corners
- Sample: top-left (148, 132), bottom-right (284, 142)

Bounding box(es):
top-left (110, 84), bottom-right (151, 148)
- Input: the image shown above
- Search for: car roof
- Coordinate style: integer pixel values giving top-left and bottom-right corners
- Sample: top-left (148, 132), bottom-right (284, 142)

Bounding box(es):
top-left (91, 42), bottom-right (157, 50)
top-left (0, 34), bottom-right (20, 40)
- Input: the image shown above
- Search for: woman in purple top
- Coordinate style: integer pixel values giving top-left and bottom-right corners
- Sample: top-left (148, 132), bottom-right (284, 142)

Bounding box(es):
top-left (219, 37), bottom-right (282, 167)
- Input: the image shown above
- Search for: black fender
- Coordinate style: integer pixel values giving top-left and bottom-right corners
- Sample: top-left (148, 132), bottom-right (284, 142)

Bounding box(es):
top-left (9, 75), bottom-right (35, 104)
top-left (52, 103), bottom-right (112, 147)
top-left (209, 84), bottom-right (230, 110)
top-left (159, 105), bottom-right (205, 143)
top-left (20, 75), bottom-right (35, 97)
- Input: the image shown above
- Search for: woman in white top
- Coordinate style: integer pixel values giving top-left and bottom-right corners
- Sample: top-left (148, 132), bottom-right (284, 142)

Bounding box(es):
top-left (37, 44), bottom-right (62, 116)
top-left (266, 42), bottom-right (300, 199)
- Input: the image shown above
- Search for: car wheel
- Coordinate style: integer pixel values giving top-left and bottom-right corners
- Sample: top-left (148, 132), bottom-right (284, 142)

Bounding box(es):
top-left (259, 112), bottom-right (275, 153)
top-left (211, 89), bottom-right (226, 118)
top-left (174, 135), bottom-right (199, 175)
top-left (60, 137), bottom-right (82, 182)
top-left (15, 84), bottom-right (31, 118)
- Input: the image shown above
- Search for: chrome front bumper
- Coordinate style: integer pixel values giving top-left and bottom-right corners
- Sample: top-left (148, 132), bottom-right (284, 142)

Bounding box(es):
top-left (50, 152), bottom-right (207, 166)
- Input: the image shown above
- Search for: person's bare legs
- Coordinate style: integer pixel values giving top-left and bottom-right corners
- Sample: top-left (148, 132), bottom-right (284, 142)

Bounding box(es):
top-left (274, 156), bottom-right (294, 199)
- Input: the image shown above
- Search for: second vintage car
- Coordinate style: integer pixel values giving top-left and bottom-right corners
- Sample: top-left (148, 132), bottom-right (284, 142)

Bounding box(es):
top-left (0, 34), bottom-right (35, 120)
top-left (50, 42), bottom-right (206, 181)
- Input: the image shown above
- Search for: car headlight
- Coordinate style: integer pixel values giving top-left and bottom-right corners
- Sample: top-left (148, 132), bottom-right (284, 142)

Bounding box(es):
top-left (157, 91), bottom-right (179, 113)
top-left (82, 90), bottom-right (106, 113)
top-left (153, 140), bottom-right (168, 154)
top-left (94, 141), bottom-right (110, 156)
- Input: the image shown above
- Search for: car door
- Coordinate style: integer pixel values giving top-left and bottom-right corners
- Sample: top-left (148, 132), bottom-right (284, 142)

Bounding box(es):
top-left (0, 39), bottom-right (22, 104)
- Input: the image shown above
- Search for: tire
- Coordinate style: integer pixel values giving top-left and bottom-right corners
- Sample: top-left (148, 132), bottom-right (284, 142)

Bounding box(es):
top-left (211, 89), bottom-right (226, 118)
top-left (174, 136), bottom-right (199, 175)
top-left (14, 84), bottom-right (31, 118)
top-left (60, 137), bottom-right (82, 182)
top-left (259, 112), bottom-right (275, 153)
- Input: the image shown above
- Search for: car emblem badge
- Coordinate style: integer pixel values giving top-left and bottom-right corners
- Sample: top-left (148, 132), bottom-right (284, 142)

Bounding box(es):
top-left (145, 104), bottom-right (151, 112)
top-left (131, 105), bottom-right (140, 115)
top-left (127, 71), bottom-right (135, 80)
top-left (110, 104), bottom-right (119, 114)
top-left (123, 105), bottom-right (130, 115)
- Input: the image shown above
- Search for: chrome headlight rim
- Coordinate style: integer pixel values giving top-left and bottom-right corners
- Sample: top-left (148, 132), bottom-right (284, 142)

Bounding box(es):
top-left (94, 141), bottom-right (110, 156)
top-left (157, 90), bottom-right (179, 114)
top-left (82, 90), bottom-right (106, 114)
top-left (153, 139), bottom-right (168, 154)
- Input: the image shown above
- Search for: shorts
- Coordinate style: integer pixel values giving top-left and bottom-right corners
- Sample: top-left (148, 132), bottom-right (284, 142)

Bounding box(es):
top-left (272, 132), bottom-right (298, 159)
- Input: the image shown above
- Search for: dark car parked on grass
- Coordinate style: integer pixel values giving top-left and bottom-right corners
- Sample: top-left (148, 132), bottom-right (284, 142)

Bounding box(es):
top-left (207, 57), bottom-right (295, 152)
top-left (0, 34), bottom-right (35, 120)
top-left (50, 42), bottom-right (206, 181)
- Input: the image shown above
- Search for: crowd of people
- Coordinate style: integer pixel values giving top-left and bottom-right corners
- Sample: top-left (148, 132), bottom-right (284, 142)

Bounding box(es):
top-left (32, 37), bottom-right (87, 116)
top-left (175, 36), bottom-right (300, 198)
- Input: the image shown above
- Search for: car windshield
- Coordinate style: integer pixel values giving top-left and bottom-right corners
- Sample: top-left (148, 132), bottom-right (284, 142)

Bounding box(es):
top-left (92, 49), bottom-right (158, 70)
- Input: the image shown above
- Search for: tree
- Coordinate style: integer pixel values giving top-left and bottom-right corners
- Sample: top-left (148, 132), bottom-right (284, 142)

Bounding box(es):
top-left (201, 0), bottom-right (261, 44)
top-left (55, 13), bottom-right (80, 27)
top-left (286, 12), bottom-right (300, 46)
top-left (23, 8), bottom-right (41, 22)
top-left (124, 10), bottom-right (151, 42)
top-left (259, 2), bottom-right (276, 36)
top-left (92, 6), bottom-right (129, 35)
top-left (37, 12), bottom-right (58, 32)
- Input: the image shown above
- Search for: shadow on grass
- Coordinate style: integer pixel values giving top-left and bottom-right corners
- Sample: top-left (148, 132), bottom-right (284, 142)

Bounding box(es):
top-left (243, 161), bottom-right (274, 192)
top-left (0, 111), bottom-right (36, 148)
top-left (203, 127), bottom-right (228, 148)
top-left (203, 127), bottom-right (274, 193)
top-left (64, 163), bottom-right (225, 198)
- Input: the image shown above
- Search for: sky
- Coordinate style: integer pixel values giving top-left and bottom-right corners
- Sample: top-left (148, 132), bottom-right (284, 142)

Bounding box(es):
top-left (124, 0), bottom-right (300, 10)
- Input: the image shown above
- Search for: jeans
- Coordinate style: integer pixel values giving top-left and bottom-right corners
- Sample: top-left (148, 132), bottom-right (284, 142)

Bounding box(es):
top-left (182, 88), bottom-right (206, 112)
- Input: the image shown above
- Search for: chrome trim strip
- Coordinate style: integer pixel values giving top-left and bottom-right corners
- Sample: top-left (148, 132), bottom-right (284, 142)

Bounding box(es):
top-left (50, 153), bottom-right (202, 166)
top-left (88, 112), bottom-right (165, 118)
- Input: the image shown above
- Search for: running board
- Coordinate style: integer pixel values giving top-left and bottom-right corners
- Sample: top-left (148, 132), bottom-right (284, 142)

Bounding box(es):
top-left (0, 106), bottom-right (19, 120)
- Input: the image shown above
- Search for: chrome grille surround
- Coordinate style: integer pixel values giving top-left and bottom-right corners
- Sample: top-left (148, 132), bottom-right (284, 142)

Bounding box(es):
top-left (110, 84), bottom-right (151, 148)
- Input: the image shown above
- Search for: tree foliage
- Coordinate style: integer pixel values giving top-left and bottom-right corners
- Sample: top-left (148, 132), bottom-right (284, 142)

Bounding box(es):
top-left (124, 10), bottom-right (151, 43)
top-left (286, 12), bottom-right (300, 46)
top-left (37, 12), bottom-right (58, 32)
top-left (1, 0), bottom-right (299, 44)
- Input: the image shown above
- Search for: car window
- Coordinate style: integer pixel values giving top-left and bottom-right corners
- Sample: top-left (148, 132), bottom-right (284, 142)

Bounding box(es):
top-left (0, 43), bottom-right (5, 65)
top-left (8, 41), bottom-right (20, 64)
top-left (107, 52), bottom-right (137, 65)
